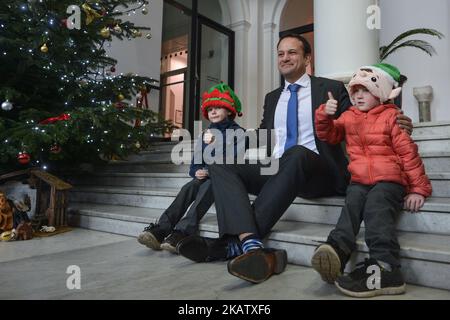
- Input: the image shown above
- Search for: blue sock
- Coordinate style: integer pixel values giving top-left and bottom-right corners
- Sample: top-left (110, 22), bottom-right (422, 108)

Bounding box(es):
top-left (226, 242), bottom-right (243, 259)
top-left (241, 234), bottom-right (264, 253)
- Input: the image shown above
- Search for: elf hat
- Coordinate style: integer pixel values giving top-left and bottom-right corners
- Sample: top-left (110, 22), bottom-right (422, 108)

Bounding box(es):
top-left (201, 83), bottom-right (243, 120)
top-left (348, 63), bottom-right (402, 104)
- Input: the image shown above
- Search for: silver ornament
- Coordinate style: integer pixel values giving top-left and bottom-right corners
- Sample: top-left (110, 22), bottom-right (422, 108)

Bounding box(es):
top-left (142, 7), bottom-right (148, 15)
top-left (146, 33), bottom-right (152, 39)
top-left (1, 100), bottom-right (13, 111)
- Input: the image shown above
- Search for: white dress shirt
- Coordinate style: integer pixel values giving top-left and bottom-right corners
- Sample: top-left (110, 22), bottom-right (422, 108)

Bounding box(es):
top-left (272, 73), bottom-right (319, 159)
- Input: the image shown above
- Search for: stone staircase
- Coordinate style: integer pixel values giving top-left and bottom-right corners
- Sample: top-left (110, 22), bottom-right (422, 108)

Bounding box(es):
top-left (67, 121), bottom-right (450, 291)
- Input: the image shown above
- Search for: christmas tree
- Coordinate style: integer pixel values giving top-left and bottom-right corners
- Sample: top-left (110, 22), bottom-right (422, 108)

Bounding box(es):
top-left (0, 0), bottom-right (173, 175)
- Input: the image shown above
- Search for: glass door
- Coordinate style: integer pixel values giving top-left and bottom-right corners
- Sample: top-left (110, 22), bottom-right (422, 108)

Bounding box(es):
top-left (196, 19), bottom-right (234, 129)
top-left (161, 0), bottom-right (234, 134)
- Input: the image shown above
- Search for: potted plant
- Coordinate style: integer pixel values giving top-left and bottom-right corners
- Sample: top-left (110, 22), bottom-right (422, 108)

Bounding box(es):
top-left (379, 28), bottom-right (444, 112)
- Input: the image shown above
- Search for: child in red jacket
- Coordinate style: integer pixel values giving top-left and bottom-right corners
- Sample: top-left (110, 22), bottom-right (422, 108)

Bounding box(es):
top-left (311, 63), bottom-right (432, 298)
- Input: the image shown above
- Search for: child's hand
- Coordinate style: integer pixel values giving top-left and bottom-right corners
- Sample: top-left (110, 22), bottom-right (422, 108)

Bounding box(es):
top-left (324, 92), bottom-right (338, 116)
top-left (195, 169), bottom-right (209, 180)
top-left (203, 129), bottom-right (215, 144)
top-left (404, 193), bottom-right (425, 213)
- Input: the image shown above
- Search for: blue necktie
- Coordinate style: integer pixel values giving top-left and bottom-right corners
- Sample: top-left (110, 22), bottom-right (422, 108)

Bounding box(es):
top-left (284, 84), bottom-right (301, 152)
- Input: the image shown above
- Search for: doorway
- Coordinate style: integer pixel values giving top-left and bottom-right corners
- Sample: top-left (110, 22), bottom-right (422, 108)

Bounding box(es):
top-left (160, 0), bottom-right (235, 135)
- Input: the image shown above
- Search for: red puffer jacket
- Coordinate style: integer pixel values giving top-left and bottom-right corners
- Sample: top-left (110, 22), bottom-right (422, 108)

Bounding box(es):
top-left (315, 104), bottom-right (432, 197)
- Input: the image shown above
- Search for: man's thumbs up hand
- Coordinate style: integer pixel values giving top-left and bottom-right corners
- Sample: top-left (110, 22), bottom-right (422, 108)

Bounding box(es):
top-left (325, 91), bottom-right (338, 116)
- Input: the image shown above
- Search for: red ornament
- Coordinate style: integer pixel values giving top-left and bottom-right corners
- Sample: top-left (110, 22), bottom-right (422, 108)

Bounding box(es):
top-left (114, 102), bottom-right (127, 111)
top-left (61, 19), bottom-right (68, 28)
top-left (39, 113), bottom-right (71, 125)
top-left (50, 144), bottom-right (62, 154)
top-left (110, 66), bottom-right (116, 72)
top-left (18, 152), bottom-right (30, 165)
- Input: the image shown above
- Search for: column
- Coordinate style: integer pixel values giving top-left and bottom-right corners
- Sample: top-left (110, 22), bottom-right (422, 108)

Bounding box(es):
top-left (314, 0), bottom-right (379, 82)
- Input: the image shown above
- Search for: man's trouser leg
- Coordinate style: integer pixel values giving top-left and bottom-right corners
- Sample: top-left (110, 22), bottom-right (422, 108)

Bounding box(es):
top-left (253, 146), bottom-right (335, 237)
top-left (209, 146), bottom-right (334, 238)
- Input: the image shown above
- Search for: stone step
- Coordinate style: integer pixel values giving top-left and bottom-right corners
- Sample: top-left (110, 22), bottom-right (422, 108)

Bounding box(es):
top-left (421, 152), bottom-right (450, 172)
top-left (95, 149), bottom-right (450, 175)
top-left (415, 135), bottom-right (450, 153)
top-left (412, 121), bottom-right (450, 138)
top-left (130, 125), bottom-right (450, 162)
top-left (71, 171), bottom-right (450, 197)
top-left (69, 186), bottom-right (450, 236)
top-left (67, 202), bottom-right (450, 291)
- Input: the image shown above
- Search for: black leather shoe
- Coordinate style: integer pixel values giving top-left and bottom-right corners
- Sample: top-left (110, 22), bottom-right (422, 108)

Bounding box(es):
top-left (227, 248), bottom-right (288, 284)
top-left (177, 235), bottom-right (228, 262)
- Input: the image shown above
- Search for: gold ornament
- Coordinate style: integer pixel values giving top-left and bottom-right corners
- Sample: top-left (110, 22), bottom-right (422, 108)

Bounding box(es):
top-left (146, 33), bottom-right (152, 39)
top-left (82, 3), bottom-right (102, 25)
top-left (135, 31), bottom-right (142, 38)
top-left (135, 142), bottom-right (141, 149)
top-left (141, 7), bottom-right (148, 15)
top-left (40, 43), bottom-right (48, 53)
top-left (100, 27), bottom-right (111, 38)
top-left (118, 94), bottom-right (125, 101)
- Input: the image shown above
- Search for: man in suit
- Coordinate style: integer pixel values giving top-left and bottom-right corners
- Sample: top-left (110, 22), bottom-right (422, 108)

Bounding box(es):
top-left (177, 34), bottom-right (412, 284)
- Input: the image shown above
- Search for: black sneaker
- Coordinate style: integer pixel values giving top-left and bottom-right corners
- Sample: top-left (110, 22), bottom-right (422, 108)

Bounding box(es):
top-left (311, 240), bottom-right (348, 284)
top-left (335, 258), bottom-right (406, 298)
top-left (160, 230), bottom-right (188, 254)
top-left (177, 235), bottom-right (228, 262)
top-left (137, 223), bottom-right (168, 250)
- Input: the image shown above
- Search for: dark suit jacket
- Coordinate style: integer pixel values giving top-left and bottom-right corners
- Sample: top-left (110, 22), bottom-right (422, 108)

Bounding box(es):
top-left (258, 76), bottom-right (352, 195)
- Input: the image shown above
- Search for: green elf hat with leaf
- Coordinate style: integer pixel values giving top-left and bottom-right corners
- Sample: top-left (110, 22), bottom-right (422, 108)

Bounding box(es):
top-left (349, 63), bottom-right (402, 104)
top-left (201, 83), bottom-right (243, 120)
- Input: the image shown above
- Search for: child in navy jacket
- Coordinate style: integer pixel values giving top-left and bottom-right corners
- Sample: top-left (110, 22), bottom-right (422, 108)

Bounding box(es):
top-left (138, 84), bottom-right (246, 253)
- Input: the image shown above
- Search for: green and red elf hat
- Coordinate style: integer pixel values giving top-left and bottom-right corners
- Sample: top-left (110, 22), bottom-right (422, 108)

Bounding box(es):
top-left (201, 83), bottom-right (243, 120)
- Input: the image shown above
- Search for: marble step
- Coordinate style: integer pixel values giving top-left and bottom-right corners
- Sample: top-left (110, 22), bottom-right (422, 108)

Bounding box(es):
top-left (68, 202), bottom-right (450, 291)
top-left (421, 152), bottom-right (450, 172)
top-left (69, 186), bottom-right (450, 236)
top-left (415, 135), bottom-right (450, 153)
top-left (95, 150), bottom-right (450, 175)
top-left (412, 121), bottom-right (450, 138)
top-left (71, 171), bottom-right (450, 197)
top-left (133, 122), bottom-right (450, 161)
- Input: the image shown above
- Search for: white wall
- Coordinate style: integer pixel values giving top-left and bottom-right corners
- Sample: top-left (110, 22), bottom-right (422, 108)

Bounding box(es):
top-left (380, 0), bottom-right (450, 122)
top-left (106, 0), bottom-right (163, 113)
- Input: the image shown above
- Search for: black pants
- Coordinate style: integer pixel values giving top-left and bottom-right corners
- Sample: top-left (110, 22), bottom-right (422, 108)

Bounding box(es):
top-left (209, 146), bottom-right (335, 238)
top-left (328, 182), bottom-right (406, 267)
top-left (158, 178), bottom-right (214, 235)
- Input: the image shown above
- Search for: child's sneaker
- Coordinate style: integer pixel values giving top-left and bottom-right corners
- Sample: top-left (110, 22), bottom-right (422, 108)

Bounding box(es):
top-left (311, 240), bottom-right (348, 283)
top-left (137, 223), bottom-right (168, 250)
top-left (160, 230), bottom-right (188, 254)
top-left (335, 258), bottom-right (406, 298)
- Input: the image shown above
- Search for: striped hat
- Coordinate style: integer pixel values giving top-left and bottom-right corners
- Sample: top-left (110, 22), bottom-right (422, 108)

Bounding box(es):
top-left (201, 83), bottom-right (243, 120)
